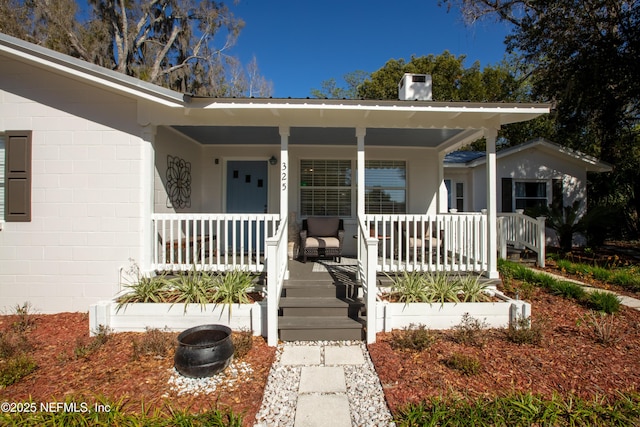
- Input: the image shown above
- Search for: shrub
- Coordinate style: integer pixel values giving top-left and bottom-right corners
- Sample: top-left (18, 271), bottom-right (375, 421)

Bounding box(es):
top-left (74, 325), bottom-right (112, 359)
top-left (131, 328), bottom-right (175, 360)
top-left (389, 324), bottom-right (435, 352)
top-left (231, 329), bottom-right (253, 359)
top-left (505, 317), bottom-right (544, 346)
top-left (452, 313), bottom-right (488, 347)
top-left (10, 301), bottom-right (37, 333)
top-left (0, 354), bottom-right (37, 387)
top-left (443, 352), bottom-right (481, 376)
top-left (587, 290), bottom-right (621, 314)
top-left (0, 330), bottom-right (31, 359)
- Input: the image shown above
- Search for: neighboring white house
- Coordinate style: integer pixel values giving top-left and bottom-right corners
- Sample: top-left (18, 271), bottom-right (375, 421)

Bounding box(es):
top-left (444, 138), bottom-right (613, 217)
top-left (0, 33), bottom-right (553, 317)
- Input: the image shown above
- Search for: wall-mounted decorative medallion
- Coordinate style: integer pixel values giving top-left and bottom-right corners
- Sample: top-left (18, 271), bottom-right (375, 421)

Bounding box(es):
top-left (166, 155), bottom-right (191, 209)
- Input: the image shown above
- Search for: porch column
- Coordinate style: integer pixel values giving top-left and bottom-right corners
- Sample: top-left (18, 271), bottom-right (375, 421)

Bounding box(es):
top-left (140, 125), bottom-right (156, 273)
top-left (279, 126), bottom-right (289, 218)
top-left (356, 127), bottom-right (366, 216)
top-left (485, 128), bottom-right (499, 279)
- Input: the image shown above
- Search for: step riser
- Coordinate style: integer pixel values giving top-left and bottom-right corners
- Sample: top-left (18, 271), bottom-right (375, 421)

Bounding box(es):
top-left (281, 306), bottom-right (361, 317)
top-left (279, 328), bottom-right (364, 341)
top-left (283, 287), bottom-right (337, 298)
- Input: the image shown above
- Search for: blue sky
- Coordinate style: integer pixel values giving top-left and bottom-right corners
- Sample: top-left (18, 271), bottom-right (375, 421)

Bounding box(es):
top-left (228, 1), bottom-right (514, 98)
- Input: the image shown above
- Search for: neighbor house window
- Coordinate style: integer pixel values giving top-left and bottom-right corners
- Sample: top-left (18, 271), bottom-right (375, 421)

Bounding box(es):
top-left (445, 180), bottom-right (464, 211)
top-left (365, 160), bottom-right (406, 214)
top-left (515, 181), bottom-right (547, 210)
top-left (300, 160), bottom-right (352, 216)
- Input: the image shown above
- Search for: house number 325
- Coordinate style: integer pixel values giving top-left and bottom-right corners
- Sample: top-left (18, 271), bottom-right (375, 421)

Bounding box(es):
top-left (281, 162), bottom-right (287, 191)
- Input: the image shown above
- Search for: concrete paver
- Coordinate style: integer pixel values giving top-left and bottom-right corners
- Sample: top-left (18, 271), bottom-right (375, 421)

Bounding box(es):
top-left (294, 394), bottom-right (351, 427)
top-left (280, 346), bottom-right (322, 365)
top-left (299, 366), bottom-right (346, 393)
top-left (325, 345), bottom-right (365, 365)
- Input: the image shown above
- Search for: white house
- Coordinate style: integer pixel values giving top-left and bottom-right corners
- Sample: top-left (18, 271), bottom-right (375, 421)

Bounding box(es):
top-left (0, 33), bottom-right (556, 343)
top-left (443, 138), bottom-right (612, 216)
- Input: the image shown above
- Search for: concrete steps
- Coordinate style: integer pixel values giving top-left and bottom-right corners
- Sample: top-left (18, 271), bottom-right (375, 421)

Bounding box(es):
top-left (278, 280), bottom-right (365, 341)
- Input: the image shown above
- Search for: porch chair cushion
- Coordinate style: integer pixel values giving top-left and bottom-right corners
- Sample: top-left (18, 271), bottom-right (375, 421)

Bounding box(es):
top-left (404, 221), bottom-right (442, 252)
top-left (300, 217), bottom-right (345, 263)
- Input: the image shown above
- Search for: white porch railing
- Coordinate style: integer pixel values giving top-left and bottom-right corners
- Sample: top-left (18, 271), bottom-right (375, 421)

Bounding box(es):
top-left (152, 213), bottom-right (280, 272)
top-left (498, 213), bottom-right (546, 267)
top-left (357, 217), bottom-right (379, 344)
top-left (363, 214), bottom-right (489, 273)
top-left (266, 215), bottom-right (288, 346)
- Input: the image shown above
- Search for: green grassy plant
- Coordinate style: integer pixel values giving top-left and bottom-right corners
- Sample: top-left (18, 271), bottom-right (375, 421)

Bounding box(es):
top-left (116, 272), bottom-right (172, 308)
top-left (170, 267), bottom-right (216, 310)
top-left (117, 265), bottom-right (256, 315)
top-left (395, 392), bottom-right (640, 427)
top-left (386, 271), bottom-right (432, 303)
top-left (389, 324), bottom-right (435, 352)
top-left (456, 274), bottom-right (491, 302)
top-left (550, 280), bottom-right (587, 300)
top-left (426, 272), bottom-right (460, 303)
top-left (0, 396), bottom-right (244, 426)
top-left (587, 290), bottom-right (621, 314)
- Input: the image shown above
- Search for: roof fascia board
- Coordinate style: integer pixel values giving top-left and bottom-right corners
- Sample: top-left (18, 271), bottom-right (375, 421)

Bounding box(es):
top-left (465, 138), bottom-right (613, 171)
top-left (0, 33), bottom-right (185, 108)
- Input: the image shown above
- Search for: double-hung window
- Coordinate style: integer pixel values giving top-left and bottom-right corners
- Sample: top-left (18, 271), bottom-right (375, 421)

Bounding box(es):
top-left (514, 181), bottom-right (547, 210)
top-left (300, 160), bottom-right (352, 216)
top-left (445, 180), bottom-right (464, 211)
top-left (365, 160), bottom-right (406, 214)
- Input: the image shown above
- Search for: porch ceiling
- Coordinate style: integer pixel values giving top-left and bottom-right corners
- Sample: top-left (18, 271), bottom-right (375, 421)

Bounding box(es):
top-left (171, 125), bottom-right (466, 148)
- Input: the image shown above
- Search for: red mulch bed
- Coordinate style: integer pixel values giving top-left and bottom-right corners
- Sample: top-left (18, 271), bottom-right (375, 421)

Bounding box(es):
top-left (3, 256), bottom-right (640, 421)
top-left (369, 287), bottom-right (640, 414)
top-left (0, 313), bottom-right (275, 426)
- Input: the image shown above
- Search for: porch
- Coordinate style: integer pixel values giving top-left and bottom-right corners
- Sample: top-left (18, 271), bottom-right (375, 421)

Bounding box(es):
top-left (150, 212), bottom-right (543, 345)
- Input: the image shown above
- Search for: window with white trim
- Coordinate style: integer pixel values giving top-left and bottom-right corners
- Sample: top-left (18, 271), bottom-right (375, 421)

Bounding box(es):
top-left (365, 160), bottom-right (406, 214)
top-left (445, 180), bottom-right (464, 211)
top-left (300, 159), bottom-right (352, 216)
top-left (515, 181), bottom-right (548, 210)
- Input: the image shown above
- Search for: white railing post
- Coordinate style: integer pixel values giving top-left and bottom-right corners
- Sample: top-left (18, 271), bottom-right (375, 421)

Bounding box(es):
top-left (266, 215), bottom-right (287, 347)
top-left (358, 217), bottom-right (379, 344)
top-left (365, 235), bottom-right (377, 344)
top-left (498, 216), bottom-right (507, 260)
top-left (536, 216), bottom-right (546, 267)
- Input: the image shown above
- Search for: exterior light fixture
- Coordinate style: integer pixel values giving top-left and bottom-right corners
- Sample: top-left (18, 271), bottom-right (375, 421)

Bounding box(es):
top-left (269, 155), bottom-right (277, 165)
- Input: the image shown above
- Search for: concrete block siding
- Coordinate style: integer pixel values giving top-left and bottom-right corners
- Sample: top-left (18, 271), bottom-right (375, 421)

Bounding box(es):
top-left (0, 57), bottom-right (146, 313)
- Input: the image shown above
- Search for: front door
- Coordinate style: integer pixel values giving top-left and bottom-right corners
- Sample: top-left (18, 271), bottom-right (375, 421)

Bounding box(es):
top-left (226, 161), bottom-right (269, 252)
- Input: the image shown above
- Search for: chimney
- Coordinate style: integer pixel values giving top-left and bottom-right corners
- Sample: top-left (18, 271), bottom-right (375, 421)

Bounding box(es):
top-left (398, 73), bottom-right (432, 101)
